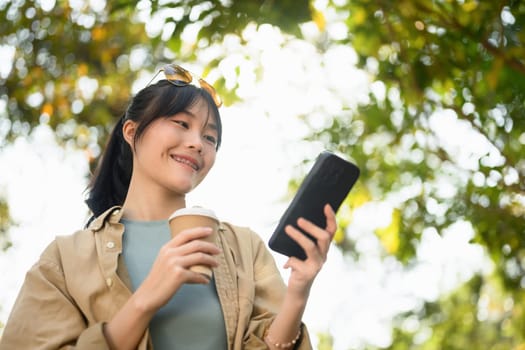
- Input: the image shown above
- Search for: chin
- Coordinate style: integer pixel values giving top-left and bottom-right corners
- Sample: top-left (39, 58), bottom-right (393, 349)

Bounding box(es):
top-left (170, 181), bottom-right (199, 195)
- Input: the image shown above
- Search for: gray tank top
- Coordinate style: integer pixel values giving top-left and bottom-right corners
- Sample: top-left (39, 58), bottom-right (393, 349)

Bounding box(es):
top-left (121, 219), bottom-right (227, 349)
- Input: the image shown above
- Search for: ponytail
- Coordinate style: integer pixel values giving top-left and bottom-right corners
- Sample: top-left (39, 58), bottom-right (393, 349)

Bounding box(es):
top-left (85, 115), bottom-right (133, 218)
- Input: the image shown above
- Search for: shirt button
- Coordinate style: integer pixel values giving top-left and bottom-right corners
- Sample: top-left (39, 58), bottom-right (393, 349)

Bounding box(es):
top-left (106, 278), bottom-right (113, 288)
top-left (106, 241), bottom-right (115, 249)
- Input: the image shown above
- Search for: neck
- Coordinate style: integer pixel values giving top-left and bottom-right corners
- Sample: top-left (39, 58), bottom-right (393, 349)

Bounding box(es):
top-left (122, 175), bottom-right (186, 221)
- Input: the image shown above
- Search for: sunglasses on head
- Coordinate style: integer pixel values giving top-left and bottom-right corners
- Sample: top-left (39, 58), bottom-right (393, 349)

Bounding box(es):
top-left (146, 64), bottom-right (223, 107)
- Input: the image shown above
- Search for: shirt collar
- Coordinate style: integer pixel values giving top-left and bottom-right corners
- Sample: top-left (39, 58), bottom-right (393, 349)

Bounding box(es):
top-left (88, 206), bottom-right (123, 232)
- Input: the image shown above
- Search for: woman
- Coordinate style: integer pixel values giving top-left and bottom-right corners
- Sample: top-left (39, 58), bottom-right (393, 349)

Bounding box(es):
top-left (0, 64), bottom-right (336, 349)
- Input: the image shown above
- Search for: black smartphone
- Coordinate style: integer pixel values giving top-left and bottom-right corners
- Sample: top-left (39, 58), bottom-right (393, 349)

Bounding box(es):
top-left (268, 151), bottom-right (360, 260)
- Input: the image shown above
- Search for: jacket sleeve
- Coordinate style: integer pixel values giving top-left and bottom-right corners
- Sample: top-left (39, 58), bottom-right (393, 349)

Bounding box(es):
top-left (0, 241), bottom-right (111, 350)
top-left (241, 231), bottom-right (312, 350)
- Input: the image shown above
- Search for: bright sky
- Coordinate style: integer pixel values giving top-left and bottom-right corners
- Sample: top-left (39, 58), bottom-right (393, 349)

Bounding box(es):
top-left (0, 5), bottom-right (492, 350)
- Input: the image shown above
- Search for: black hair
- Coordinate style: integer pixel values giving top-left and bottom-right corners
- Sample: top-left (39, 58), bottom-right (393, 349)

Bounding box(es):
top-left (84, 80), bottom-right (222, 219)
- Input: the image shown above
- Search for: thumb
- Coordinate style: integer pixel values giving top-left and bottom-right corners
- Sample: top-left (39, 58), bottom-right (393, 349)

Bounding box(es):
top-left (283, 257), bottom-right (300, 270)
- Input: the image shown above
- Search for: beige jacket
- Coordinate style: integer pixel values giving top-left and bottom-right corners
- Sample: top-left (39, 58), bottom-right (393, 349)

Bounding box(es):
top-left (0, 207), bottom-right (312, 349)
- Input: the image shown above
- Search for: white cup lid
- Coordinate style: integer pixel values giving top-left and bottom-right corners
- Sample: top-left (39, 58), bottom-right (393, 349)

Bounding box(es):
top-left (168, 206), bottom-right (218, 221)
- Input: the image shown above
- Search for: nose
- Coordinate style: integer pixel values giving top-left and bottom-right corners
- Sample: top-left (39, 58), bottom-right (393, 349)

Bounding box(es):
top-left (186, 130), bottom-right (203, 153)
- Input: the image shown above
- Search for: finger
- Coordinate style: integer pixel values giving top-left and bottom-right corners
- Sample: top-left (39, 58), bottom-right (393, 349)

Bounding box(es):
top-left (294, 209), bottom-right (336, 258)
top-left (324, 204), bottom-right (337, 236)
top-left (285, 224), bottom-right (322, 261)
top-left (282, 257), bottom-right (293, 270)
top-left (295, 217), bottom-right (331, 243)
top-left (168, 252), bottom-right (220, 271)
top-left (170, 239), bottom-right (221, 256)
top-left (168, 226), bottom-right (214, 246)
top-left (177, 254), bottom-right (219, 285)
top-left (187, 273), bottom-right (212, 285)
top-left (295, 219), bottom-right (332, 259)
top-left (164, 265), bottom-right (211, 286)
top-left (283, 256), bottom-right (303, 270)
top-left (185, 252), bottom-right (220, 269)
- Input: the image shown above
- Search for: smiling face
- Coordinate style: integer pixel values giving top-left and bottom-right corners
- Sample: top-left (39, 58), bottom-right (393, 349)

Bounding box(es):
top-left (123, 97), bottom-right (218, 198)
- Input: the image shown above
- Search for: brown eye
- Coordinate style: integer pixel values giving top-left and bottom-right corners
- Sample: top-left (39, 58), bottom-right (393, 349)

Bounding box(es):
top-left (204, 134), bottom-right (217, 146)
top-left (173, 120), bottom-right (189, 129)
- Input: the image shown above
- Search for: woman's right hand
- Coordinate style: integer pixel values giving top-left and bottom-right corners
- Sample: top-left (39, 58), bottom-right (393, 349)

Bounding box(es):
top-left (105, 227), bottom-right (220, 349)
top-left (132, 226), bottom-right (221, 315)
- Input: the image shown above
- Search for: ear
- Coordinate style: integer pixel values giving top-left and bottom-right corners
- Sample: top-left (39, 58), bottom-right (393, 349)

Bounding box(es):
top-left (122, 120), bottom-right (137, 148)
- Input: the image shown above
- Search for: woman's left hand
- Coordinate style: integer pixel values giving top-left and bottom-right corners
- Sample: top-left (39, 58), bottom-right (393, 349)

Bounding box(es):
top-left (283, 203), bottom-right (337, 297)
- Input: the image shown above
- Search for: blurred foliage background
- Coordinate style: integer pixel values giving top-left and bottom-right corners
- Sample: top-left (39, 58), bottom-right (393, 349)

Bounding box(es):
top-left (1, 0), bottom-right (524, 348)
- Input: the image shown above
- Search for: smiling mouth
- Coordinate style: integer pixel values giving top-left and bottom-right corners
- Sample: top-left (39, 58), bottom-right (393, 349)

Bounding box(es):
top-left (170, 155), bottom-right (200, 171)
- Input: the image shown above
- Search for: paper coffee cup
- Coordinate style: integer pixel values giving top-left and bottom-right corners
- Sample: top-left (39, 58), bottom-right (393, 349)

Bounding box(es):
top-left (168, 207), bottom-right (219, 280)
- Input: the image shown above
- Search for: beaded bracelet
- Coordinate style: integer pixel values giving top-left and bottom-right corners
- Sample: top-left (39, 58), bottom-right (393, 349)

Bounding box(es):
top-left (264, 327), bottom-right (302, 349)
